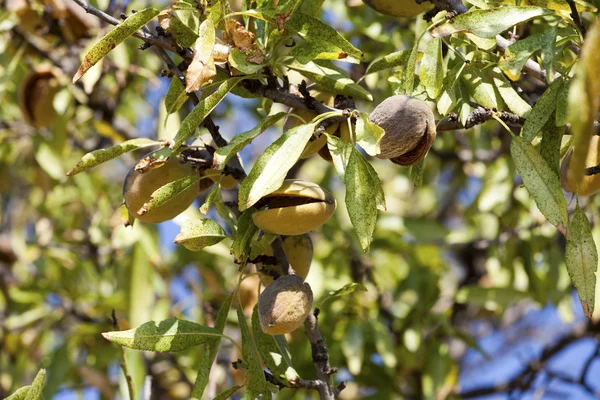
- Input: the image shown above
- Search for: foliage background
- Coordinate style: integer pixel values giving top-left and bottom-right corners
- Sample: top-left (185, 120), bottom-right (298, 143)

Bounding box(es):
top-left (1, 0), bottom-right (600, 399)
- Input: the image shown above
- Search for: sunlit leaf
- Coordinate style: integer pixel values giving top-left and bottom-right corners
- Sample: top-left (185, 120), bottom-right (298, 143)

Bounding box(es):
top-left (73, 8), bottom-right (160, 82)
top-left (419, 38), bottom-right (443, 99)
top-left (431, 7), bottom-right (554, 39)
top-left (186, 19), bottom-right (217, 92)
top-left (213, 112), bottom-right (287, 169)
top-left (102, 318), bottom-right (222, 352)
top-left (285, 61), bottom-right (373, 101)
top-left (238, 123), bottom-right (315, 210)
top-left (252, 307), bottom-right (300, 386)
top-left (174, 218), bottom-right (228, 251)
top-left (355, 113), bottom-right (384, 156)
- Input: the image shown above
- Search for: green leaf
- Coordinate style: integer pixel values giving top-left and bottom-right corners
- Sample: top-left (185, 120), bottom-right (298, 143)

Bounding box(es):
top-left (102, 318), bottom-right (222, 352)
top-left (539, 114), bottom-right (563, 175)
top-left (397, 44), bottom-right (418, 96)
top-left (345, 148), bottom-right (385, 251)
top-left (319, 282), bottom-right (367, 307)
top-left (365, 50), bottom-right (410, 75)
top-left (419, 38), bottom-right (443, 99)
top-left (279, 11), bottom-right (363, 61)
top-left (141, 175), bottom-right (200, 215)
top-left (174, 219), bottom-right (228, 251)
top-left (229, 48), bottom-right (266, 74)
top-left (355, 113), bottom-right (384, 157)
top-left (252, 307), bottom-right (300, 386)
top-left (461, 70), bottom-right (502, 110)
top-left (213, 386), bottom-right (242, 400)
top-left (137, 77), bottom-right (246, 170)
top-left (285, 61), bottom-right (373, 101)
top-left (510, 136), bottom-right (567, 230)
top-left (24, 369), bottom-right (46, 400)
top-left (498, 31), bottom-right (549, 81)
top-left (410, 159), bottom-right (425, 187)
top-left (5, 386), bottom-right (31, 400)
top-left (430, 7), bottom-right (554, 39)
top-left (231, 209), bottom-right (259, 263)
top-left (200, 183), bottom-right (219, 214)
top-left (522, 77), bottom-right (563, 142)
top-left (165, 77), bottom-right (188, 116)
top-left (250, 233), bottom-right (278, 259)
top-left (73, 8), bottom-right (160, 82)
top-left (326, 133), bottom-right (354, 182)
top-left (237, 307), bottom-right (271, 399)
top-left (238, 123), bottom-right (315, 210)
top-left (566, 205), bottom-right (598, 319)
top-left (213, 112), bottom-right (287, 169)
top-left (555, 79), bottom-right (570, 127)
top-left (66, 138), bottom-right (160, 176)
top-left (158, 9), bottom-right (199, 48)
top-left (191, 293), bottom-right (234, 399)
top-left (290, 39), bottom-right (361, 64)
top-left (492, 68), bottom-right (531, 118)
top-left (456, 286), bottom-right (530, 308)
top-left (341, 321), bottom-right (365, 375)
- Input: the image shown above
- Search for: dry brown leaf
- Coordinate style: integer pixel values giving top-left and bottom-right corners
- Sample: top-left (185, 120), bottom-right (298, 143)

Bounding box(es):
top-left (227, 19), bottom-right (255, 51)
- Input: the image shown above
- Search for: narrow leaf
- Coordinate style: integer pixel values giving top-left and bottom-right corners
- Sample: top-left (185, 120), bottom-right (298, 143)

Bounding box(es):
top-left (431, 7), bottom-right (553, 39)
top-left (252, 307), bottom-right (300, 386)
top-left (24, 369), bottom-right (46, 400)
top-left (539, 114), bottom-right (563, 175)
top-left (231, 209), bottom-right (259, 263)
top-left (285, 61), bottom-right (373, 101)
top-left (73, 8), bottom-right (160, 82)
top-left (67, 138), bottom-right (160, 176)
top-left (326, 134), bottom-right (353, 182)
top-left (355, 113), bottom-right (384, 156)
top-left (419, 38), bottom-right (443, 99)
top-left (213, 112), bottom-right (287, 169)
top-left (141, 175), bottom-right (200, 215)
top-left (567, 22), bottom-right (600, 188)
top-left (364, 50), bottom-right (410, 76)
top-left (136, 77), bottom-right (245, 171)
top-left (281, 11), bottom-right (363, 61)
top-left (398, 44), bottom-right (418, 95)
top-left (492, 68), bottom-right (531, 118)
top-left (174, 218), bottom-right (228, 251)
top-left (191, 293), bottom-right (234, 399)
top-left (522, 77), bottom-right (563, 142)
top-left (566, 205), bottom-right (598, 318)
top-left (186, 19), bottom-right (217, 92)
top-left (165, 77), bottom-right (188, 116)
top-left (102, 318), bottom-right (222, 352)
top-left (238, 123), bottom-right (315, 210)
top-left (5, 386), bottom-right (30, 400)
top-left (213, 386), bottom-right (242, 400)
top-left (510, 136), bottom-right (567, 230)
top-left (345, 149), bottom-right (383, 251)
top-left (237, 307), bottom-right (271, 399)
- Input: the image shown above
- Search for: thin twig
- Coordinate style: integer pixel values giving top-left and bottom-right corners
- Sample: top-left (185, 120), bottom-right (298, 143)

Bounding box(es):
top-left (565, 0), bottom-right (587, 37)
top-left (112, 310), bottom-right (136, 400)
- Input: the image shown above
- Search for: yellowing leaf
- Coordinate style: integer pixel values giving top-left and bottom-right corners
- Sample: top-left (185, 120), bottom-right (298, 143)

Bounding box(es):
top-left (186, 19), bottom-right (217, 93)
top-left (73, 8), bottom-right (160, 83)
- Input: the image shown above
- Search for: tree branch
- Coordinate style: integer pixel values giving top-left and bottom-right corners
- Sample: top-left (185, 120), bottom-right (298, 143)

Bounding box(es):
top-left (300, 309), bottom-right (344, 400)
